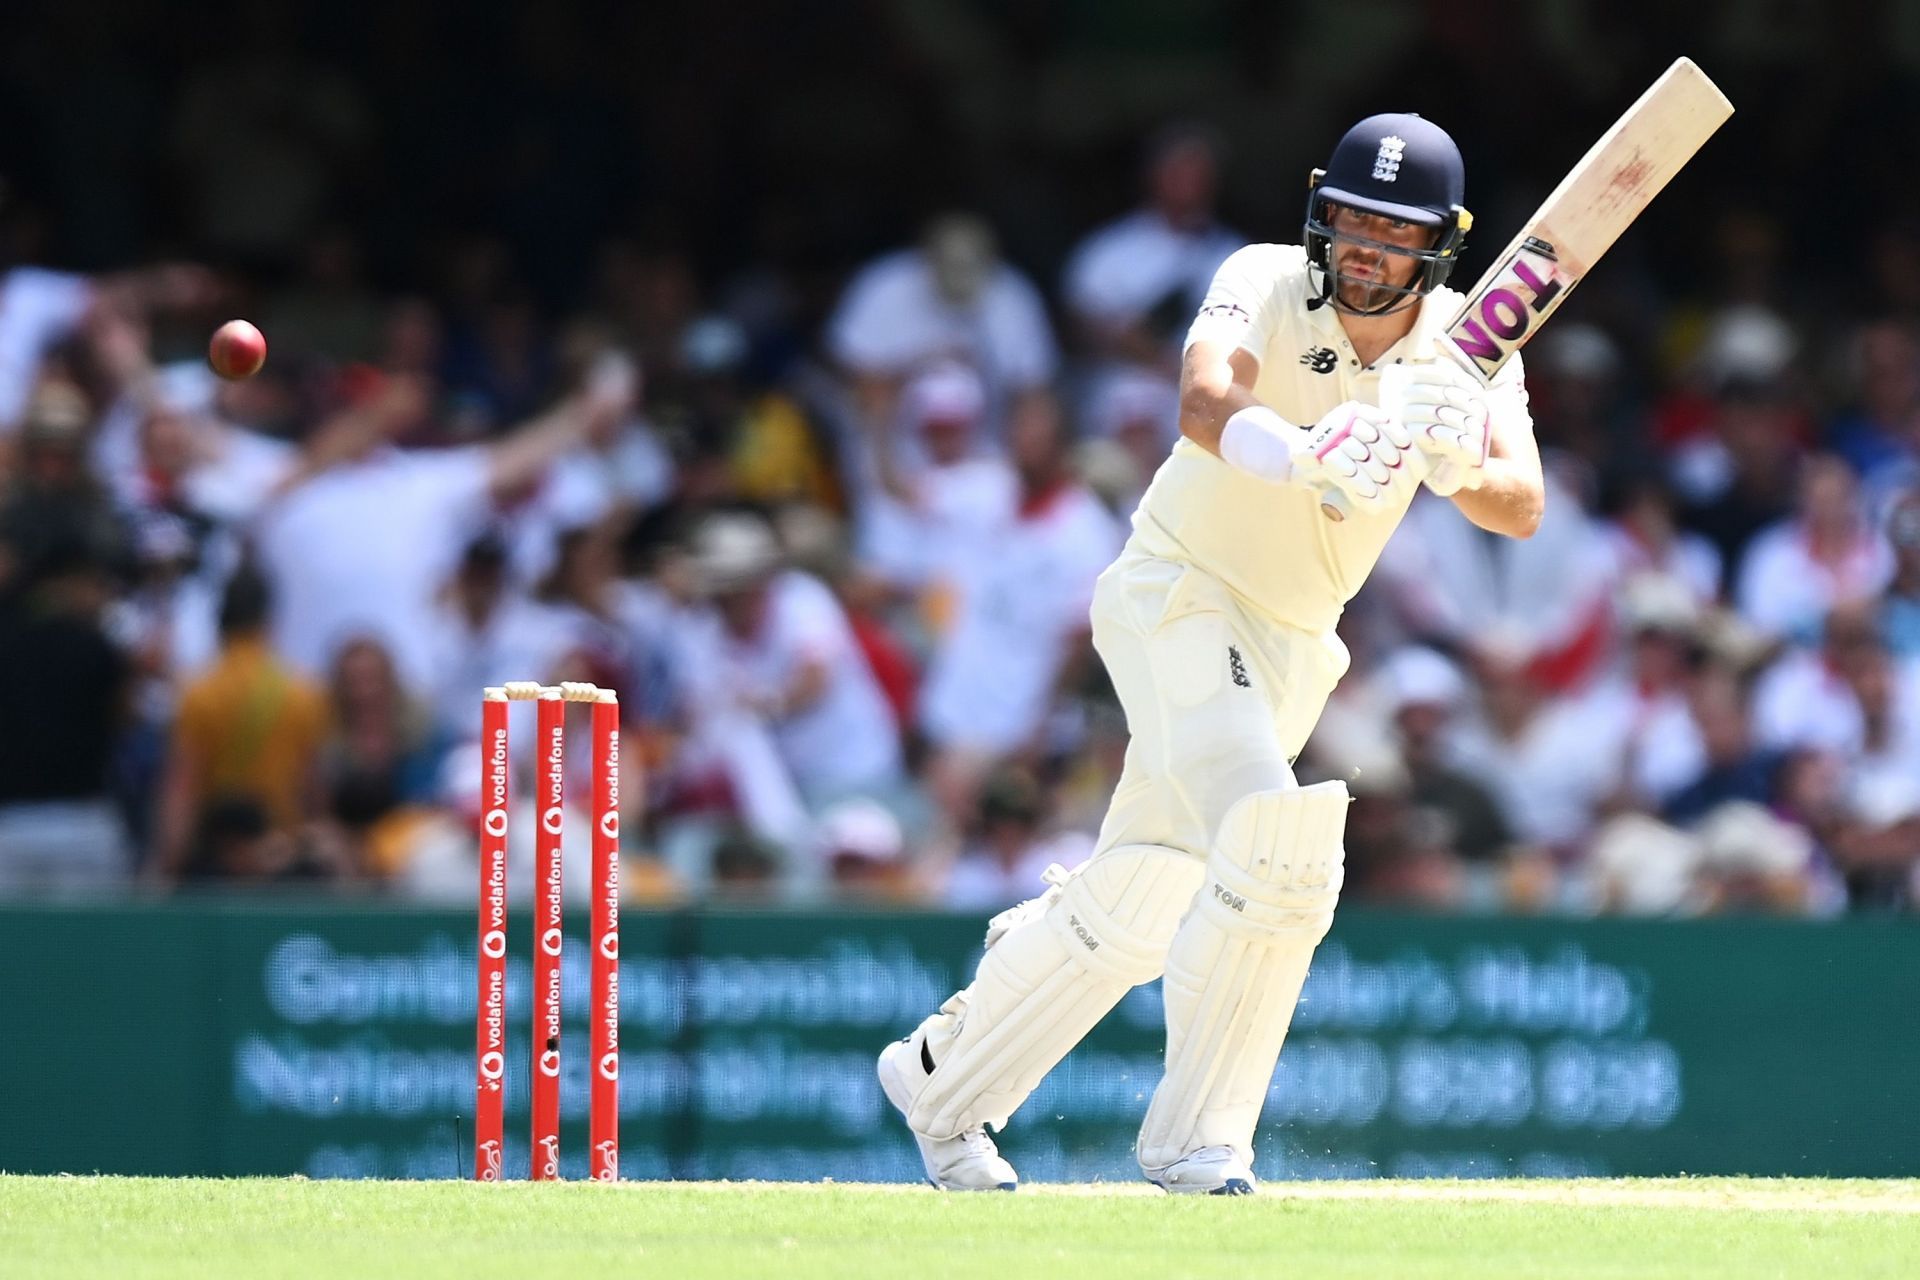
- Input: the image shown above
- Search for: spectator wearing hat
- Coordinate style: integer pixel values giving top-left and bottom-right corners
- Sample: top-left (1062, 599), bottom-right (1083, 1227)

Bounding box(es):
top-left (1378, 647), bottom-right (1519, 867)
top-left (1076, 370), bottom-right (1182, 514)
top-left (815, 797), bottom-right (918, 903)
top-left (859, 361), bottom-right (1017, 607)
top-left (677, 512), bottom-right (904, 811)
top-left (1573, 574), bottom-right (1711, 809)
top-left (0, 378), bottom-right (129, 589)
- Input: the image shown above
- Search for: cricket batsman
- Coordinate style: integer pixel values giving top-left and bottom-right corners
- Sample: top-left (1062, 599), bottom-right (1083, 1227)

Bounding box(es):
top-left (878, 112), bottom-right (1546, 1193)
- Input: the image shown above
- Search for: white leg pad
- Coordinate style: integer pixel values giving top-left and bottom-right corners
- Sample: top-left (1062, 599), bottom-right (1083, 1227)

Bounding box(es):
top-left (1137, 781), bottom-right (1348, 1173)
top-left (907, 844), bottom-right (1205, 1140)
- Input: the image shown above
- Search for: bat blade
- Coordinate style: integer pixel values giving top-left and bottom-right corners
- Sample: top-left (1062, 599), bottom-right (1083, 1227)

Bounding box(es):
top-left (1319, 57), bottom-right (1733, 521)
top-left (1441, 56), bottom-right (1734, 383)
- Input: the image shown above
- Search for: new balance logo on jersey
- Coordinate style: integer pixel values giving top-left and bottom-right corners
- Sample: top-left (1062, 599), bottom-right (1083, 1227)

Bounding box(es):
top-left (1373, 134), bottom-right (1406, 181)
top-left (1299, 347), bottom-right (1337, 374)
top-left (1199, 301), bottom-right (1249, 323)
top-left (1228, 646), bottom-right (1251, 688)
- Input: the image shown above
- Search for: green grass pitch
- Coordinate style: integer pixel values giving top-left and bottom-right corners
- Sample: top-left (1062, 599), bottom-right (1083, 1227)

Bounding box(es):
top-left (2, 1176), bottom-right (1916, 1279)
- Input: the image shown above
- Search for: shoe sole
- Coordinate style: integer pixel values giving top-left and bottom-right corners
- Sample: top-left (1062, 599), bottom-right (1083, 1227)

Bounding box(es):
top-left (876, 1040), bottom-right (1015, 1193)
top-left (1148, 1175), bottom-right (1257, 1196)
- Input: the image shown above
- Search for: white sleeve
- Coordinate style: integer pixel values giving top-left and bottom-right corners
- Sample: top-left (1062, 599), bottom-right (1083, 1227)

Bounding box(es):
top-left (1183, 244), bottom-right (1281, 362)
top-left (828, 256), bottom-right (914, 375)
top-left (404, 445), bottom-right (494, 529)
top-left (1052, 495), bottom-right (1123, 627)
top-left (1061, 225), bottom-right (1122, 321)
top-left (990, 269), bottom-right (1060, 389)
top-left (0, 268), bottom-right (95, 431)
top-left (778, 572), bottom-right (857, 664)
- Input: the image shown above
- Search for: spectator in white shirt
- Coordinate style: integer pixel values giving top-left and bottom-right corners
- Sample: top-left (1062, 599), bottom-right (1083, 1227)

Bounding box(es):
top-left (1753, 603), bottom-right (1920, 765)
top-left (1561, 574), bottom-right (1710, 810)
top-left (1061, 123), bottom-right (1239, 417)
top-left (1735, 453), bottom-right (1894, 643)
top-left (1828, 641), bottom-right (1920, 907)
top-left (1457, 645), bottom-right (1622, 855)
top-left (678, 512), bottom-right (905, 809)
top-left (420, 535), bottom-right (562, 740)
top-left (254, 371), bottom-right (631, 692)
top-left (858, 361), bottom-right (1016, 596)
top-left (828, 213), bottom-right (1058, 433)
top-left (1379, 462), bottom-right (1614, 690)
top-left (0, 261), bottom-right (217, 445)
top-left (919, 399), bottom-right (1121, 813)
top-left (1080, 367), bottom-right (1182, 513)
top-left (1599, 472), bottom-right (1723, 609)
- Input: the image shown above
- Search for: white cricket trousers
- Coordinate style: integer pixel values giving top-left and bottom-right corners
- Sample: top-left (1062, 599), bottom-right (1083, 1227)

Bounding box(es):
top-left (1088, 547), bottom-right (1348, 860)
top-left (901, 544), bottom-right (1351, 1143)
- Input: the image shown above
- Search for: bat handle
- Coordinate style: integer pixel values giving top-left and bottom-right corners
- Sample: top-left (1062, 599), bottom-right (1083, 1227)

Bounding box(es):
top-left (1318, 485), bottom-right (1350, 522)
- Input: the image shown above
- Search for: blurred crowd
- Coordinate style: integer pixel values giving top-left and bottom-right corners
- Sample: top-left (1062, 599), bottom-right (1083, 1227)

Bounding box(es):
top-left (2, 81), bottom-right (1918, 915)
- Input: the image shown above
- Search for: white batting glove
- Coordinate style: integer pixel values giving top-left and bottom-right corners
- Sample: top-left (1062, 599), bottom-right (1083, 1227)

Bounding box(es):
top-left (1294, 400), bottom-right (1420, 509)
top-left (1402, 360), bottom-right (1491, 496)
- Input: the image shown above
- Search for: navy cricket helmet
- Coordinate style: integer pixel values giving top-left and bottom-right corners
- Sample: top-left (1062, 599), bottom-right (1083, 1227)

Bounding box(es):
top-left (1304, 112), bottom-right (1473, 315)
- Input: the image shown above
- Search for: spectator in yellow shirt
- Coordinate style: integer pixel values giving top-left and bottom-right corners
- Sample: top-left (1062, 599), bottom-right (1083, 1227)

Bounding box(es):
top-left (152, 568), bottom-right (330, 882)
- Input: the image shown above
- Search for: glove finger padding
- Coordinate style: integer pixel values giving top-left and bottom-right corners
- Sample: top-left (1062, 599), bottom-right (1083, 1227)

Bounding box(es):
top-left (1335, 437), bottom-right (1392, 486)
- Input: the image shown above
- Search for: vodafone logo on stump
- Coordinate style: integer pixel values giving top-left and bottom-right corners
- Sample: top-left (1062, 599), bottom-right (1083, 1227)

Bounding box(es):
top-left (481, 929), bottom-right (507, 959)
top-left (480, 1050), bottom-right (505, 1082)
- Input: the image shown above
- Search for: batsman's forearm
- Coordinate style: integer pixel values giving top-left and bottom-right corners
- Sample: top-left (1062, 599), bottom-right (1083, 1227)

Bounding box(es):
top-left (1448, 459), bottom-right (1544, 538)
top-left (1179, 384), bottom-right (1265, 456)
top-left (1177, 343), bottom-right (1267, 457)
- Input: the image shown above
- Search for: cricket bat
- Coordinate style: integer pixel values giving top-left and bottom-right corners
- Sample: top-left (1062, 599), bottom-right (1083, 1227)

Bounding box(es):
top-left (1320, 56), bottom-right (1733, 520)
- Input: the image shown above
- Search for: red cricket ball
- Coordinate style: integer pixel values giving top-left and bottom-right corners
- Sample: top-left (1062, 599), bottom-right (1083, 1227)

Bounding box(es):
top-left (208, 319), bottom-right (267, 381)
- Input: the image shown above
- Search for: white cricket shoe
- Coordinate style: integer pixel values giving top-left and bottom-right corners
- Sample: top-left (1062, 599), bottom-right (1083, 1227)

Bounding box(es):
top-left (877, 1036), bottom-right (1018, 1191)
top-left (1144, 1145), bottom-right (1257, 1196)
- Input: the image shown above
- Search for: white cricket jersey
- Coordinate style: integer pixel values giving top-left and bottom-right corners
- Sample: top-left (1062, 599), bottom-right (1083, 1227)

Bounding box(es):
top-left (1130, 242), bottom-right (1530, 634)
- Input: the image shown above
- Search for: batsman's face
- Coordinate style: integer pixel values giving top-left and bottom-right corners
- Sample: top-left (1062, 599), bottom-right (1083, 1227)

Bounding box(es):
top-left (1328, 204), bottom-right (1431, 306)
